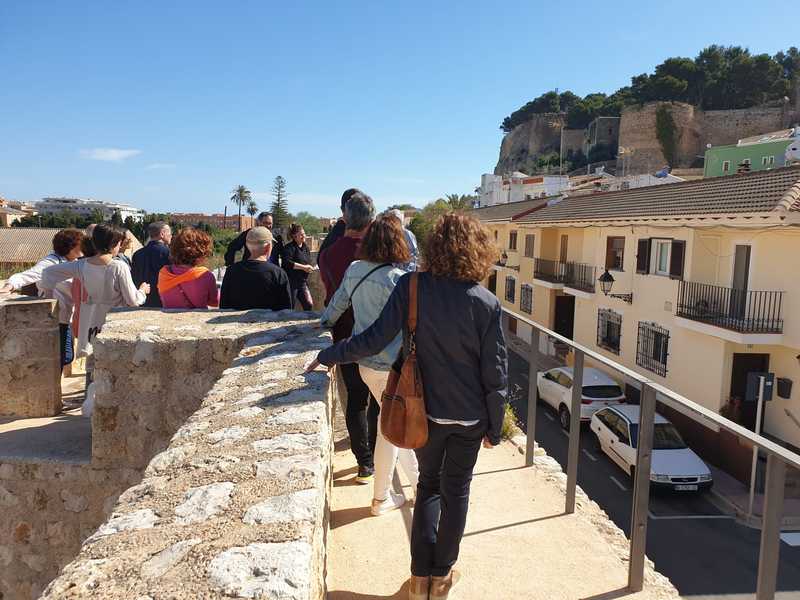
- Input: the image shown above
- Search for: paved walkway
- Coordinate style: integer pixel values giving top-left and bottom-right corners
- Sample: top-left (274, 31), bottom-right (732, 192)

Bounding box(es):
top-left (326, 429), bottom-right (678, 600)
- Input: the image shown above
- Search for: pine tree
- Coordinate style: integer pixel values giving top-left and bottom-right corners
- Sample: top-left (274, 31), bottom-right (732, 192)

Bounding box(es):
top-left (270, 176), bottom-right (290, 229)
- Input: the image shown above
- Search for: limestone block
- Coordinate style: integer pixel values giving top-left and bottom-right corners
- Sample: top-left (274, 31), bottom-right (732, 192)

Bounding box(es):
top-left (60, 490), bottom-right (89, 513)
top-left (0, 545), bottom-right (12, 566)
top-left (0, 485), bottom-right (19, 507)
top-left (91, 509), bottom-right (158, 539)
top-left (173, 482), bottom-right (235, 524)
top-left (140, 538), bottom-right (200, 579)
top-left (207, 541), bottom-right (313, 599)
top-left (242, 489), bottom-right (318, 525)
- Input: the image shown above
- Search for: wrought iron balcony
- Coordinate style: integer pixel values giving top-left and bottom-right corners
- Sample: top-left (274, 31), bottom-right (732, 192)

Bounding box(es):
top-left (533, 258), bottom-right (596, 292)
top-left (676, 280), bottom-right (784, 334)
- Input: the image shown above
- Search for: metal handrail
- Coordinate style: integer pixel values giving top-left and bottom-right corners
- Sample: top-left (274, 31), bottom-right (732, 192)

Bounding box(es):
top-left (502, 305), bottom-right (800, 599)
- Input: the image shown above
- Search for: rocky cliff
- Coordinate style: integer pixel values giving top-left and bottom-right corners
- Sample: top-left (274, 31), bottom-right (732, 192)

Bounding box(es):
top-left (494, 113), bottom-right (565, 175)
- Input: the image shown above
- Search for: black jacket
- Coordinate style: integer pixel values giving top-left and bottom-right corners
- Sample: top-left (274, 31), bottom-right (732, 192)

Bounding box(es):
top-left (282, 241), bottom-right (312, 288)
top-left (132, 240), bottom-right (170, 307)
top-left (317, 272), bottom-right (508, 443)
top-left (224, 229), bottom-right (284, 267)
top-left (219, 260), bottom-right (292, 311)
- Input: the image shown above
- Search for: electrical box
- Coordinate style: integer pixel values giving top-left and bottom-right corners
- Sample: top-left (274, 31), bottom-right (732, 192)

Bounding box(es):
top-left (745, 372), bottom-right (774, 403)
top-left (777, 377), bottom-right (793, 399)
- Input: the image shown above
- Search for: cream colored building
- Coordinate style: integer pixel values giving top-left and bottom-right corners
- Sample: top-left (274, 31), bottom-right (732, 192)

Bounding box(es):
top-left (476, 166), bottom-right (800, 467)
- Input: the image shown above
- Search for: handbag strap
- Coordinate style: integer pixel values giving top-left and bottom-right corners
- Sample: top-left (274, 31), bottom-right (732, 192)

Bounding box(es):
top-left (349, 263), bottom-right (392, 302)
top-left (408, 272), bottom-right (418, 334)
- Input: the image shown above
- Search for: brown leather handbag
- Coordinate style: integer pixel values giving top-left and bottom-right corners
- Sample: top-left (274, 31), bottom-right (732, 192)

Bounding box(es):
top-left (380, 272), bottom-right (428, 449)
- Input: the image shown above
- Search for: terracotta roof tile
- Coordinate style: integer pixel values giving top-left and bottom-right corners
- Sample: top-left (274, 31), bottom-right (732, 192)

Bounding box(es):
top-left (470, 197), bottom-right (549, 223)
top-left (0, 228), bottom-right (62, 263)
top-left (516, 166), bottom-right (800, 225)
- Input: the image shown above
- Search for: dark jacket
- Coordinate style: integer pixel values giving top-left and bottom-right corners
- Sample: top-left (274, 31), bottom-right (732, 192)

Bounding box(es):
top-left (224, 229), bottom-right (284, 267)
top-left (281, 241), bottom-right (312, 289)
top-left (132, 240), bottom-right (170, 307)
top-left (219, 259), bottom-right (292, 311)
top-left (318, 219), bottom-right (345, 267)
top-left (317, 272), bottom-right (508, 443)
top-left (318, 235), bottom-right (360, 342)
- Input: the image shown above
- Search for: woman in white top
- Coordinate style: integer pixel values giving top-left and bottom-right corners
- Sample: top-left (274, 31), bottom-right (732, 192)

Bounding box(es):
top-left (40, 224), bottom-right (150, 359)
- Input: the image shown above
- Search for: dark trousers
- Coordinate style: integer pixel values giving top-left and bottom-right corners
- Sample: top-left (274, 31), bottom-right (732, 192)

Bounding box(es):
top-left (59, 323), bottom-right (74, 369)
top-left (292, 282), bottom-right (313, 311)
top-left (411, 420), bottom-right (485, 577)
top-left (340, 362), bottom-right (378, 468)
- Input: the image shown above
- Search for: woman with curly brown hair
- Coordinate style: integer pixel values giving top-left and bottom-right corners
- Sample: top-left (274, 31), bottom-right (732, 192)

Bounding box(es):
top-left (308, 213), bottom-right (508, 600)
top-left (157, 228), bottom-right (219, 309)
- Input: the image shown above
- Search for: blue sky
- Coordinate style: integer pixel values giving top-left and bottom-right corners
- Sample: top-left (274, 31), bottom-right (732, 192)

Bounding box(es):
top-left (1, 1), bottom-right (797, 217)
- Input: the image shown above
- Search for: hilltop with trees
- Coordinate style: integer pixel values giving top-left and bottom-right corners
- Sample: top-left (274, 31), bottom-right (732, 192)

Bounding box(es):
top-left (501, 45), bottom-right (800, 132)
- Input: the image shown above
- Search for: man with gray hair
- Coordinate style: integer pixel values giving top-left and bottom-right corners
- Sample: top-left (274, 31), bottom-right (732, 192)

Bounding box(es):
top-left (319, 191), bottom-right (379, 483)
top-left (388, 208), bottom-right (418, 272)
top-left (132, 220), bottom-right (172, 307)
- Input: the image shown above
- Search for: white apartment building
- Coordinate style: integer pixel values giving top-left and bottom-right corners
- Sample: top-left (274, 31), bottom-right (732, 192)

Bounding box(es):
top-left (478, 173), bottom-right (570, 207)
top-left (37, 197), bottom-right (146, 221)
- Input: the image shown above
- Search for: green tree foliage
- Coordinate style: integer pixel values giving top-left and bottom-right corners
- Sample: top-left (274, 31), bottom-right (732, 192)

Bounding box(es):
top-left (270, 176), bottom-right (290, 229)
top-left (292, 211), bottom-right (323, 236)
top-left (230, 185), bottom-right (252, 232)
top-left (501, 45), bottom-right (799, 132)
top-left (408, 193), bottom-right (476, 257)
top-left (246, 199), bottom-right (258, 219)
top-left (387, 203), bottom-right (417, 211)
top-left (655, 105), bottom-right (679, 167)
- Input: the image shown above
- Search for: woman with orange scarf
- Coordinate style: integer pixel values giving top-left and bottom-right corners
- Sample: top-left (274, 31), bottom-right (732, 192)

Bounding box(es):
top-left (157, 228), bottom-right (219, 309)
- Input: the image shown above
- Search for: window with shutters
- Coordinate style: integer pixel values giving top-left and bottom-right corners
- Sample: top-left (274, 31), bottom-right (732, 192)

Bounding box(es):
top-left (636, 239), bottom-right (651, 274)
top-left (669, 240), bottom-right (686, 279)
top-left (524, 234), bottom-right (535, 258)
top-left (509, 230), bottom-right (518, 251)
top-left (636, 322), bottom-right (669, 377)
top-left (505, 276), bottom-right (516, 303)
top-left (722, 160), bottom-right (731, 173)
top-left (520, 284), bottom-right (533, 314)
top-left (651, 239), bottom-right (671, 276)
top-left (605, 236), bottom-right (625, 271)
top-left (597, 309), bottom-right (622, 354)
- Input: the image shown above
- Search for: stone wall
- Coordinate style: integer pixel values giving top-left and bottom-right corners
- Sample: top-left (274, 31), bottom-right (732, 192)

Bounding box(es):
top-left (0, 461), bottom-right (140, 599)
top-left (0, 297), bottom-right (61, 417)
top-left (36, 309), bottom-right (333, 600)
top-left (495, 112), bottom-right (565, 175)
top-left (617, 101), bottom-right (799, 173)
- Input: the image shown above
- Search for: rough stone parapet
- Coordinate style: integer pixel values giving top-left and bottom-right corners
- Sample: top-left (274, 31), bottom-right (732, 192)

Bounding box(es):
top-left (40, 309), bottom-right (333, 600)
top-left (0, 297), bottom-right (61, 417)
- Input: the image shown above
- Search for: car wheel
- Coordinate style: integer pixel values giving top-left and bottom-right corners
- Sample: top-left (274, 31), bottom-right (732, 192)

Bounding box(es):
top-left (558, 405), bottom-right (570, 431)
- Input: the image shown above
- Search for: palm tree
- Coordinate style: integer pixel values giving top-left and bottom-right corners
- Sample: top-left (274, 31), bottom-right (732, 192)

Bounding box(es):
top-left (246, 199), bottom-right (259, 226)
top-left (230, 185), bottom-right (252, 232)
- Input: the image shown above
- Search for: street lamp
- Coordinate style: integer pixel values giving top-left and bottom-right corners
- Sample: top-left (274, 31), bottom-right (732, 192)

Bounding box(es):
top-left (598, 269), bottom-right (633, 303)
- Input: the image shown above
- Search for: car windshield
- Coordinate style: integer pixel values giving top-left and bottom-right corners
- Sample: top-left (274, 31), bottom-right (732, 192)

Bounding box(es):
top-left (629, 423), bottom-right (688, 450)
top-left (583, 385), bottom-right (623, 399)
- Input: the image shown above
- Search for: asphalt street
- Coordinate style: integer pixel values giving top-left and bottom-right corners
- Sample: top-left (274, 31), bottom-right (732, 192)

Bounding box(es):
top-left (507, 348), bottom-right (800, 599)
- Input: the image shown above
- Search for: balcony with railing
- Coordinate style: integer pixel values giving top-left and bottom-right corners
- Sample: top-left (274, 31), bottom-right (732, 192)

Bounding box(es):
top-left (533, 258), bottom-right (596, 293)
top-left (676, 280), bottom-right (785, 339)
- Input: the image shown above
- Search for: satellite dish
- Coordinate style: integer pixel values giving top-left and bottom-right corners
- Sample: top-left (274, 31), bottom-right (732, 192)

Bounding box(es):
top-left (706, 143), bottom-right (712, 149)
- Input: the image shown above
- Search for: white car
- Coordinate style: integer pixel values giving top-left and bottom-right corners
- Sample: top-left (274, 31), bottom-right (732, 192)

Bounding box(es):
top-left (590, 405), bottom-right (713, 492)
top-left (536, 367), bottom-right (626, 430)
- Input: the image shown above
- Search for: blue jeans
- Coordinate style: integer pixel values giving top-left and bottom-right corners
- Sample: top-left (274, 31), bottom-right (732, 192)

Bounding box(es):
top-left (59, 323), bottom-right (74, 369)
top-left (410, 420), bottom-right (486, 577)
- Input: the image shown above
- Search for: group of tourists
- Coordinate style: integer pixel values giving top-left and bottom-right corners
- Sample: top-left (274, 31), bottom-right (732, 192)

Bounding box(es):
top-left (0, 189), bottom-right (508, 600)
top-left (307, 188), bottom-right (508, 600)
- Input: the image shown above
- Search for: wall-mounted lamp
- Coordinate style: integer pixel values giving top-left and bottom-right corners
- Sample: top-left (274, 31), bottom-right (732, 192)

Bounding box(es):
top-left (598, 269), bottom-right (633, 304)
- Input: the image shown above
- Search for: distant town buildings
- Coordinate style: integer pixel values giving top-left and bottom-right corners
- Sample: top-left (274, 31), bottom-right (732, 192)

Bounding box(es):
top-left (0, 198), bottom-right (37, 227)
top-left (168, 213), bottom-right (255, 230)
top-left (36, 197), bottom-right (146, 221)
top-left (704, 127), bottom-right (800, 177)
top-left (478, 173), bottom-right (571, 207)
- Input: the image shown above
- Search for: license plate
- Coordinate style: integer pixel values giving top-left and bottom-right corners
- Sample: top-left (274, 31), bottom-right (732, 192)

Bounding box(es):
top-left (675, 484), bottom-right (698, 491)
